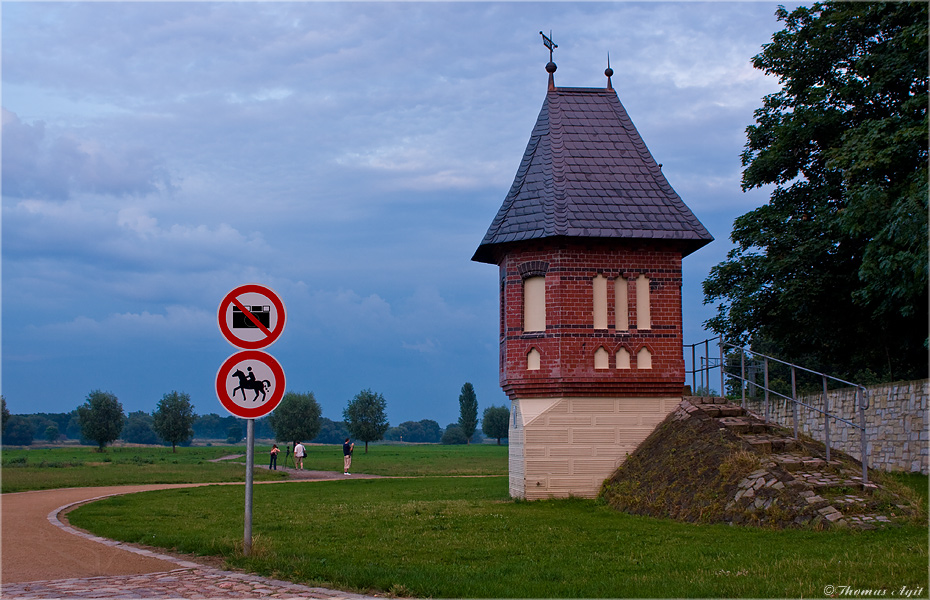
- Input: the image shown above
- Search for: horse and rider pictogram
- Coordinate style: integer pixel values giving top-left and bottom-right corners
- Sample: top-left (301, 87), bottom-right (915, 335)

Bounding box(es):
top-left (231, 366), bottom-right (272, 402)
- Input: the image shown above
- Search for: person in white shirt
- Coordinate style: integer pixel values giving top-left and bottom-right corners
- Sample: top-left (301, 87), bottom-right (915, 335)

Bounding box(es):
top-left (294, 441), bottom-right (306, 470)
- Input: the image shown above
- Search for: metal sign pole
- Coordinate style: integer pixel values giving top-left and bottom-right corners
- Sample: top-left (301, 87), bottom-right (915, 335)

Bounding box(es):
top-left (244, 418), bottom-right (254, 556)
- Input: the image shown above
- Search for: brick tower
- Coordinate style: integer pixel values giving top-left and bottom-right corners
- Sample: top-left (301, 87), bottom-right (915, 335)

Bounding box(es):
top-left (472, 56), bottom-right (713, 499)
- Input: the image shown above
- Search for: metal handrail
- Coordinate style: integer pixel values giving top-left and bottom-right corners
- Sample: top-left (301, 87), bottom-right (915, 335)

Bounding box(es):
top-left (683, 336), bottom-right (871, 484)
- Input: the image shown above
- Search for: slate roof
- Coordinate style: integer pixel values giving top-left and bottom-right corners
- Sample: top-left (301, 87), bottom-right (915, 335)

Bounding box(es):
top-left (472, 85), bottom-right (714, 264)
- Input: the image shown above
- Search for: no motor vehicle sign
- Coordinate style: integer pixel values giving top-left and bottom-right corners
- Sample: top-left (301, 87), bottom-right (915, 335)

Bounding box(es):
top-left (218, 283), bottom-right (286, 349)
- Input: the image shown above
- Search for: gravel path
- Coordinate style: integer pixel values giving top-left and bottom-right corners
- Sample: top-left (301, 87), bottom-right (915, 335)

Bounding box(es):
top-left (1, 469), bottom-right (383, 599)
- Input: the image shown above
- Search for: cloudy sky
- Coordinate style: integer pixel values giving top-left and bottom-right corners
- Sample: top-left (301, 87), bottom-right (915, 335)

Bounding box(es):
top-left (3, 1), bottom-right (796, 427)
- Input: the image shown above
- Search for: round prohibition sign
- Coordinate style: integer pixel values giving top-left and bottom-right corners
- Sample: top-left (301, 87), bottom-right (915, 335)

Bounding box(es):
top-left (218, 283), bottom-right (286, 349)
top-left (216, 350), bottom-right (286, 419)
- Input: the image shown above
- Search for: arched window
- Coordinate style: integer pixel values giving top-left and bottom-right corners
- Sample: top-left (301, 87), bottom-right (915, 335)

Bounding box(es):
top-left (594, 346), bottom-right (609, 370)
top-left (616, 347), bottom-right (631, 370)
top-left (636, 274), bottom-right (651, 330)
top-left (593, 274), bottom-right (607, 330)
top-left (615, 276), bottom-right (629, 330)
top-left (527, 347), bottom-right (541, 371)
top-left (637, 346), bottom-right (652, 370)
top-left (523, 276), bottom-right (546, 332)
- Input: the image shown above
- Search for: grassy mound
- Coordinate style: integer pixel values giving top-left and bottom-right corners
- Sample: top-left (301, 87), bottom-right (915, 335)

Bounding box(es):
top-left (599, 401), bottom-right (759, 524)
top-left (597, 399), bottom-right (922, 528)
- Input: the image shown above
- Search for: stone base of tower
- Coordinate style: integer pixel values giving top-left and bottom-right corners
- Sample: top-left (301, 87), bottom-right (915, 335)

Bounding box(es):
top-left (509, 396), bottom-right (678, 499)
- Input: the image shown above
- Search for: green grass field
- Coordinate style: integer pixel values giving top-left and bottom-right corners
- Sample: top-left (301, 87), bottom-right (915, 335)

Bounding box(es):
top-left (5, 444), bottom-right (928, 597)
top-left (0, 443), bottom-right (506, 493)
top-left (0, 445), bottom-right (287, 492)
top-left (270, 442), bottom-right (508, 476)
top-left (68, 475), bottom-right (928, 598)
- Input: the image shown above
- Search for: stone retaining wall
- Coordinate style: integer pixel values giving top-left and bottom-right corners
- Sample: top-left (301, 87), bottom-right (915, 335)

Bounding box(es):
top-left (742, 379), bottom-right (928, 474)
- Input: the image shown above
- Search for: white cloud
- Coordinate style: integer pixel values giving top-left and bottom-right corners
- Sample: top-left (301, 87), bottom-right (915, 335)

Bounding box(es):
top-left (32, 305), bottom-right (214, 342)
top-left (2, 108), bottom-right (173, 200)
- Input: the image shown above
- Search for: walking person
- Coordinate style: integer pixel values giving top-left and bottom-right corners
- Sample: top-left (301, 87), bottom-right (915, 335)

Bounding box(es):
top-left (294, 441), bottom-right (306, 470)
top-left (343, 437), bottom-right (354, 475)
top-left (269, 444), bottom-right (280, 470)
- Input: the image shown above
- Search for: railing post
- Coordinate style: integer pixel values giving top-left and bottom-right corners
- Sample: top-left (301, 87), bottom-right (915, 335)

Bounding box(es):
top-left (704, 338), bottom-right (710, 393)
top-left (763, 357), bottom-right (770, 422)
top-left (822, 375), bottom-right (831, 462)
top-left (859, 387), bottom-right (869, 485)
top-left (700, 357), bottom-right (705, 394)
top-left (719, 339), bottom-right (725, 399)
top-left (691, 343), bottom-right (696, 393)
top-left (791, 366), bottom-right (798, 440)
top-left (740, 348), bottom-right (746, 408)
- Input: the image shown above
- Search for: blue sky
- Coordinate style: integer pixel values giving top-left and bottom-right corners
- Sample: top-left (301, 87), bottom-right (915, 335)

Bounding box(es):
top-left (3, 1), bottom-right (793, 426)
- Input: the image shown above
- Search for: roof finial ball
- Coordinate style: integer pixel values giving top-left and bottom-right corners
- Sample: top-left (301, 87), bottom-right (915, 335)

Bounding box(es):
top-left (540, 31), bottom-right (558, 89)
top-left (605, 53), bottom-right (614, 90)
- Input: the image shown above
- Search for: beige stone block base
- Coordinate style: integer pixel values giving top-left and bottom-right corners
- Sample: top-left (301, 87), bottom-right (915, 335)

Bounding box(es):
top-left (509, 396), bottom-right (677, 499)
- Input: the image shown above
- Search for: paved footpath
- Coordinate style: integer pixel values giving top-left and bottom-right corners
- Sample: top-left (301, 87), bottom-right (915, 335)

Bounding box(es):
top-left (2, 470), bottom-right (383, 599)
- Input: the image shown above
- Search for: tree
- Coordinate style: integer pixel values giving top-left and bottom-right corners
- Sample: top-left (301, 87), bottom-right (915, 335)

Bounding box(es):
top-left (152, 391), bottom-right (195, 452)
top-left (44, 424), bottom-right (60, 443)
top-left (65, 411), bottom-right (83, 440)
top-left (3, 416), bottom-right (34, 446)
top-left (482, 405), bottom-right (510, 445)
top-left (457, 383), bottom-right (478, 444)
top-left (313, 418), bottom-right (351, 444)
top-left (385, 419), bottom-right (443, 443)
top-left (343, 389), bottom-right (389, 453)
top-left (441, 424), bottom-right (468, 445)
top-left (77, 390), bottom-right (124, 451)
top-left (1, 396), bottom-right (10, 433)
top-left (267, 391), bottom-right (322, 445)
top-left (226, 424), bottom-right (244, 444)
top-left (703, 1), bottom-right (928, 383)
top-left (122, 411), bottom-right (159, 445)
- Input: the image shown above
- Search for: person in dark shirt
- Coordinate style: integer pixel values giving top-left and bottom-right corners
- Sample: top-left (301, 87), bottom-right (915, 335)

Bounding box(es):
top-left (343, 438), bottom-right (354, 475)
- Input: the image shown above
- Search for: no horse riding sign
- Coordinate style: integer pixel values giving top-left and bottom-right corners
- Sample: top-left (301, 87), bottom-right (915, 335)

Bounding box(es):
top-left (216, 350), bottom-right (285, 419)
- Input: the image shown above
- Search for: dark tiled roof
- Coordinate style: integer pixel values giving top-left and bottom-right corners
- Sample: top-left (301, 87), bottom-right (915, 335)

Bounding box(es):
top-left (472, 86), bottom-right (713, 264)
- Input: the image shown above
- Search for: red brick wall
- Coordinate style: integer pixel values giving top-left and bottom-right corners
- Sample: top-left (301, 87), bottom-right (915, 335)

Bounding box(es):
top-left (497, 239), bottom-right (685, 399)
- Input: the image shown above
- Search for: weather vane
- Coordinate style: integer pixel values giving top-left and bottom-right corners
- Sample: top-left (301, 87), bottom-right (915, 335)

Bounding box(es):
top-left (540, 31), bottom-right (557, 62)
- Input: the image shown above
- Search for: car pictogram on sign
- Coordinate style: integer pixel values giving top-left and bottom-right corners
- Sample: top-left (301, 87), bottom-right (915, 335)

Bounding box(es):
top-left (218, 284), bottom-right (286, 349)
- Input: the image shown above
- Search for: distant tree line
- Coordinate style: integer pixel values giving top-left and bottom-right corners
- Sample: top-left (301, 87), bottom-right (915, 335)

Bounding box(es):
top-left (1, 385), bottom-right (511, 449)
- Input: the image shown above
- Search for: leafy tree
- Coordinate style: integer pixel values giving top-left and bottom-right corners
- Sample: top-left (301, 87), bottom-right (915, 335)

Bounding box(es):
top-left (343, 389), bottom-right (390, 453)
top-left (1, 396), bottom-right (10, 433)
top-left (457, 383), bottom-right (479, 444)
top-left (703, 1), bottom-right (928, 382)
top-left (65, 411), bottom-right (83, 439)
top-left (3, 416), bottom-right (34, 446)
top-left (384, 419), bottom-right (443, 443)
top-left (313, 418), bottom-right (351, 444)
top-left (26, 416), bottom-right (53, 440)
top-left (267, 391), bottom-right (322, 445)
top-left (441, 424), bottom-right (468, 445)
top-left (253, 416), bottom-right (274, 439)
top-left (30, 413), bottom-right (73, 439)
top-left (226, 424), bottom-right (244, 444)
top-left (152, 391), bottom-right (196, 452)
top-left (122, 411), bottom-right (159, 445)
top-left (44, 424), bottom-right (60, 443)
top-left (482, 405), bottom-right (510, 445)
top-left (77, 390), bottom-right (125, 451)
